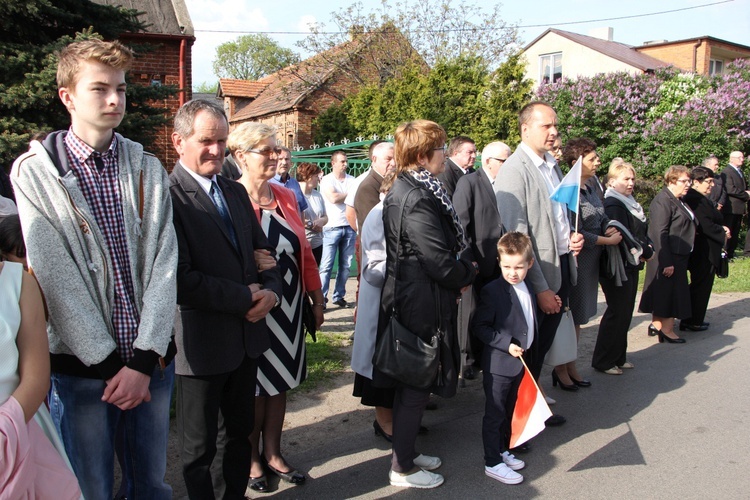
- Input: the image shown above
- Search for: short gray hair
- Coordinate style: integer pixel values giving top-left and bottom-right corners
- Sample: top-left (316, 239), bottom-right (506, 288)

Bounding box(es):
top-left (703, 154), bottom-right (718, 167)
top-left (174, 99), bottom-right (227, 138)
top-left (227, 122), bottom-right (277, 153)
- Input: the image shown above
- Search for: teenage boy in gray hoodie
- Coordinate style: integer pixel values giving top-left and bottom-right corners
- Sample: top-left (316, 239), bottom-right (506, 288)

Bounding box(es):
top-left (11, 39), bottom-right (177, 499)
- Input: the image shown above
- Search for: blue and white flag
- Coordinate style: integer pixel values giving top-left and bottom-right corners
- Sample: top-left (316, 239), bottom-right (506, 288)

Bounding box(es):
top-left (549, 156), bottom-right (582, 214)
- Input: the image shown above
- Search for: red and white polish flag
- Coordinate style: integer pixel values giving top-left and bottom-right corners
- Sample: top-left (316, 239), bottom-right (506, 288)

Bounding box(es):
top-left (510, 362), bottom-right (553, 449)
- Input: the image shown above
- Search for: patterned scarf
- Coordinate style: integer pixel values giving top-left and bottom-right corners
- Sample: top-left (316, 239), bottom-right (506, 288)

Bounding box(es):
top-left (408, 168), bottom-right (467, 253)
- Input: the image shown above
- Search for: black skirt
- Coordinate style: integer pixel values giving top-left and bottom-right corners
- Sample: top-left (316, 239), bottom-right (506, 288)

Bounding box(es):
top-left (352, 373), bottom-right (395, 408)
top-left (639, 253), bottom-right (691, 319)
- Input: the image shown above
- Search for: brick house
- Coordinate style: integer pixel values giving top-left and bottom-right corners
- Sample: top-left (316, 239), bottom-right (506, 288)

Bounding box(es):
top-left (92, 0), bottom-right (194, 168)
top-left (219, 26), bottom-right (423, 149)
top-left (635, 36), bottom-right (750, 76)
top-left (523, 28), bottom-right (750, 88)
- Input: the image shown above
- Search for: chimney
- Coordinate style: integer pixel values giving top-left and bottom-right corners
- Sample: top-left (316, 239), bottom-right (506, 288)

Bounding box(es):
top-left (348, 25), bottom-right (365, 41)
top-left (588, 27), bottom-right (614, 41)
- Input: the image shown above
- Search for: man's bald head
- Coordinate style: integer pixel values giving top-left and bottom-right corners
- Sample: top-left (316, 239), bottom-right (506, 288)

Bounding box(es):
top-left (481, 142), bottom-right (511, 180)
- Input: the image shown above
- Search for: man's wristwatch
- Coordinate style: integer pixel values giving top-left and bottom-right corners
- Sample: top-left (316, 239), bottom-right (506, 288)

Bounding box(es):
top-left (272, 292), bottom-right (281, 308)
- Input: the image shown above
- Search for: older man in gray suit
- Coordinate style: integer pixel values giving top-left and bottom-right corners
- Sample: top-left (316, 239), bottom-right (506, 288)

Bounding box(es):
top-left (494, 101), bottom-right (583, 427)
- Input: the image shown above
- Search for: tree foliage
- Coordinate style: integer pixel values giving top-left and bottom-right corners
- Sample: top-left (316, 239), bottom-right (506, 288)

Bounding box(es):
top-left (299, 0), bottom-right (519, 71)
top-left (212, 34), bottom-right (300, 80)
top-left (193, 81), bottom-right (219, 94)
top-left (313, 54), bottom-right (533, 147)
top-left (0, 0), bottom-right (177, 169)
top-left (537, 61), bottom-right (750, 179)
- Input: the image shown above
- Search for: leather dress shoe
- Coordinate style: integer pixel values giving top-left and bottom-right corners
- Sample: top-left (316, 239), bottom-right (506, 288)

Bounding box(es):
top-left (248, 475), bottom-right (269, 492)
top-left (571, 377), bottom-right (591, 388)
top-left (264, 458), bottom-right (306, 485)
top-left (545, 414), bottom-right (566, 426)
top-left (679, 322), bottom-right (708, 332)
top-left (510, 441), bottom-right (531, 453)
top-left (374, 420), bottom-right (428, 442)
top-left (373, 420), bottom-right (392, 442)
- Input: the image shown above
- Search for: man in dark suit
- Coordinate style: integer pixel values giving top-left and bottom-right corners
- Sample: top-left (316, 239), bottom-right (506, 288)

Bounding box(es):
top-left (704, 155), bottom-right (727, 210)
top-left (720, 151), bottom-right (749, 259)
top-left (453, 141), bottom-right (508, 378)
top-left (220, 150), bottom-right (241, 180)
top-left (169, 99), bottom-right (283, 499)
top-left (437, 135), bottom-right (476, 199)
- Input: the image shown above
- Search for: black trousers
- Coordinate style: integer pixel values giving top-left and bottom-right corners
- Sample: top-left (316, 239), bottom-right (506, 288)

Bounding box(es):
top-left (531, 254), bottom-right (571, 381)
top-left (723, 212), bottom-right (743, 259)
top-left (593, 267), bottom-right (639, 371)
top-left (177, 356), bottom-right (257, 500)
top-left (482, 371), bottom-right (522, 467)
top-left (391, 385), bottom-right (430, 473)
top-left (686, 251), bottom-right (716, 325)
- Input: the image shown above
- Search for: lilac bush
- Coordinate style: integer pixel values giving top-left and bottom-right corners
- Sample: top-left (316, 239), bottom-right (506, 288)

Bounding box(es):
top-left (536, 61), bottom-right (750, 179)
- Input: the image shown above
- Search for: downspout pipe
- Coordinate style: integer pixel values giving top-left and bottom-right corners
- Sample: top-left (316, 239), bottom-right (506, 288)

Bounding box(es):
top-left (179, 38), bottom-right (187, 105)
top-left (693, 39), bottom-right (703, 73)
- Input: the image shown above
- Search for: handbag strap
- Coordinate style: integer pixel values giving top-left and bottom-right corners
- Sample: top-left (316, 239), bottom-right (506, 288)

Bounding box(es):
top-left (392, 187), bottom-right (419, 320)
top-left (391, 185), bottom-right (444, 335)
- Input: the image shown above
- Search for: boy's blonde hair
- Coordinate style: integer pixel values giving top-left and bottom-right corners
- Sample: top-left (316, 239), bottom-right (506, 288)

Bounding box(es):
top-left (497, 231), bottom-right (534, 263)
top-left (57, 39), bottom-right (133, 89)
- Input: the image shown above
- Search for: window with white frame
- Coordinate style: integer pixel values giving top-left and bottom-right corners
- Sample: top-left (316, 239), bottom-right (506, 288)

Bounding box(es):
top-left (709, 59), bottom-right (724, 75)
top-left (539, 52), bottom-right (562, 84)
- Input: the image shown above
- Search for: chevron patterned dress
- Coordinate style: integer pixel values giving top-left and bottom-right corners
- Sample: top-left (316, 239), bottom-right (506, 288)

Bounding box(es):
top-left (256, 208), bottom-right (306, 396)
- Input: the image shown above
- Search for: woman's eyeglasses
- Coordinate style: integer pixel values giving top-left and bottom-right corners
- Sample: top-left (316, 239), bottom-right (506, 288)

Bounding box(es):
top-left (247, 147), bottom-right (282, 157)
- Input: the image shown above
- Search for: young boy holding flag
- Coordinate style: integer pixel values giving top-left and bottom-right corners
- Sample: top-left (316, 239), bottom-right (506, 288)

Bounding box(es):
top-left (472, 232), bottom-right (555, 485)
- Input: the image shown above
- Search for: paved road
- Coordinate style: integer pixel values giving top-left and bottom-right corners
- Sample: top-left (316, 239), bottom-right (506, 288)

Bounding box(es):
top-left (243, 289), bottom-right (750, 499)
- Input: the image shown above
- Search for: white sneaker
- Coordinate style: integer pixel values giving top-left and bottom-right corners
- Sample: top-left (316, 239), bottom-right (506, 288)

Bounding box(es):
top-left (545, 395), bottom-right (556, 405)
top-left (389, 469), bottom-right (444, 488)
top-left (485, 463), bottom-right (523, 484)
top-left (502, 451), bottom-right (525, 471)
top-left (413, 454), bottom-right (442, 471)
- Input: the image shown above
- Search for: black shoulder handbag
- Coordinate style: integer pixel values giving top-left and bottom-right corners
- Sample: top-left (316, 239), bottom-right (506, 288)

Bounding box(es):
top-left (301, 292), bottom-right (317, 342)
top-left (373, 187), bottom-right (443, 390)
top-left (716, 247), bottom-right (729, 279)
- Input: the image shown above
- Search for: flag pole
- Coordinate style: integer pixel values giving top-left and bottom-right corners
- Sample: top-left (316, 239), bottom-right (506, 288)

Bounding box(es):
top-left (519, 355), bottom-right (546, 395)
top-left (575, 155), bottom-right (581, 233)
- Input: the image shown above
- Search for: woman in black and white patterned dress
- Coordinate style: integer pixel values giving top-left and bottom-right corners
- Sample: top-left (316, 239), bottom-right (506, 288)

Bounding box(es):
top-left (229, 123), bottom-right (324, 491)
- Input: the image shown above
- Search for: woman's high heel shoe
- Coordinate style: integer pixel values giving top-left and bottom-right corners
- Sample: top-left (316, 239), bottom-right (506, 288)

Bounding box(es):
top-left (648, 324), bottom-right (659, 337)
top-left (657, 331), bottom-right (686, 344)
top-left (551, 371), bottom-right (579, 391)
top-left (373, 420), bottom-right (392, 442)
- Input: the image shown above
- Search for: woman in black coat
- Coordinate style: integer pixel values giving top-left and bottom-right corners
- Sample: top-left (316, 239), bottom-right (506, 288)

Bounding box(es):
top-left (593, 160), bottom-right (654, 374)
top-left (681, 166), bottom-right (729, 331)
top-left (374, 120), bottom-right (475, 489)
top-left (638, 165), bottom-right (697, 343)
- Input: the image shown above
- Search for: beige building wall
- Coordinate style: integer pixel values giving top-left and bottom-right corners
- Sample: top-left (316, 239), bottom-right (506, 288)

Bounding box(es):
top-left (525, 32), bottom-right (642, 88)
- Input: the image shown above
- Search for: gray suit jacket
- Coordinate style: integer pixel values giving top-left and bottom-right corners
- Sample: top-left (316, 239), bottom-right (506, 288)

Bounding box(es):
top-left (493, 146), bottom-right (577, 295)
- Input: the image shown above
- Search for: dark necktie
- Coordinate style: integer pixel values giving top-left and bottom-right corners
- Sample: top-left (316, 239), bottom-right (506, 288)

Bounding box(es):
top-left (210, 180), bottom-right (238, 249)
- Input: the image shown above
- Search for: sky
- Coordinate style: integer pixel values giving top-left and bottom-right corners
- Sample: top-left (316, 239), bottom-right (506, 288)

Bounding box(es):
top-left (184, 0), bottom-right (750, 88)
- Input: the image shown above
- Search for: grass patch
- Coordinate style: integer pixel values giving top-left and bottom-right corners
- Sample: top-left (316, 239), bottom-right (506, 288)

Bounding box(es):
top-left (711, 257), bottom-right (750, 293)
top-left (302, 331), bottom-right (350, 392)
top-left (637, 257), bottom-right (750, 293)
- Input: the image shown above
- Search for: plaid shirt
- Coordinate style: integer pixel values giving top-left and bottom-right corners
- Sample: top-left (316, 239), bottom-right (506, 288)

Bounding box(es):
top-left (64, 130), bottom-right (140, 362)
